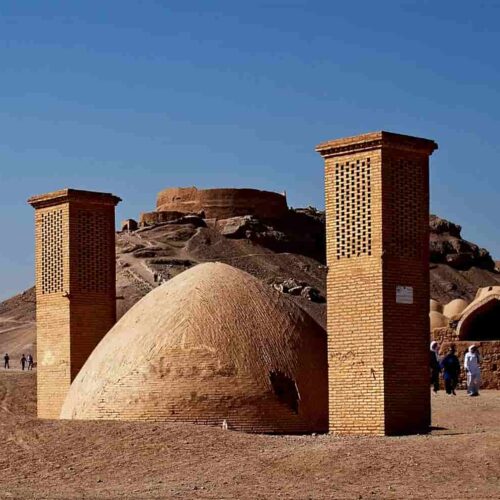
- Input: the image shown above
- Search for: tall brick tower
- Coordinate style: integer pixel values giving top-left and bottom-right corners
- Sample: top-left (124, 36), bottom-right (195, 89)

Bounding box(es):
top-left (28, 189), bottom-right (121, 418)
top-left (316, 132), bottom-right (438, 435)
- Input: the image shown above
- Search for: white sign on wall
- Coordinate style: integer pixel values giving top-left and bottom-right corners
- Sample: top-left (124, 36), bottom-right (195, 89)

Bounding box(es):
top-left (396, 285), bottom-right (413, 304)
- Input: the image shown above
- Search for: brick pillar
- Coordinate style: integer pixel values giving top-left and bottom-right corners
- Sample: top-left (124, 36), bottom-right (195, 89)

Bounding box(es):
top-left (28, 189), bottom-right (121, 418)
top-left (316, 132), bottom-right (438, 435)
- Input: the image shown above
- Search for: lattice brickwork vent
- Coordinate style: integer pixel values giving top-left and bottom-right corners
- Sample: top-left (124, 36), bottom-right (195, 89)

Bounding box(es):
top-left (334, 158), bottom-right (372, 259)
top-left (41, 209), bottom-right (64, 294)
top-left (387, 158), bottom-right (423, 258)
top-left (76, 210), bottom-right (114, 293)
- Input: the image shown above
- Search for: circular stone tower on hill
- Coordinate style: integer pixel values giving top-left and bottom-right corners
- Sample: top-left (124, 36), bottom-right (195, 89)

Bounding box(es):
top-left (156, 187), bottom-right (288, 219)
top-left (60, 263), bottom-right (328, 434)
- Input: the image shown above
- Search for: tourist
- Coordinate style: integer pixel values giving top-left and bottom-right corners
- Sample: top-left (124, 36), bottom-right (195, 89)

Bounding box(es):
top-left (20, 354), bottom-right (27, 371)
top-left (27, 354), bottom-right (34, 370)
top-left (440, 345), bottom-right (460, 395)
top-left (430, 341), bottom-right (441, 393)
top-left (3, 353), bottom-right (9, 369)
top-left (464, 345), bottom-right (481, 396)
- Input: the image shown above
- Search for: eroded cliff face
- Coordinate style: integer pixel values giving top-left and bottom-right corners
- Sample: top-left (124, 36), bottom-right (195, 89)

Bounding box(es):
top-left (429, 215), bottom-right (495, 271)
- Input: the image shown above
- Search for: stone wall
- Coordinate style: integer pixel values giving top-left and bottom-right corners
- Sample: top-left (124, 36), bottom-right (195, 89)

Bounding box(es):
top-left (156, 187), bottom-right (288, 220)
top-left (432, 327), bottom-right (500, 389)
top-left (139, 210), bottom-right (187, 227)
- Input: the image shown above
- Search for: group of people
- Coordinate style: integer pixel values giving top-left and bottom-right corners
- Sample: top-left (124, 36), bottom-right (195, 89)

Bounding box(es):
top-left (3, 353), bottom-right (34, 371)
top-left (430, 342), bottom-right (481, 396)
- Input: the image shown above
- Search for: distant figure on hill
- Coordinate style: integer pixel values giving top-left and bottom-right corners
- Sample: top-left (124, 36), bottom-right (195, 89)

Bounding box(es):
top-left (430, 341), bottom-right (441, 393)
top-left (440, 345), bottom-right (460, 395)
top-left (27, 354), bottom-right (34, 370)
top-left (3, 353), bottom-right (9, 369)
top-left (464, 345), bottom-right (481, 397)
top-left (20, 354), bottom-right (27, 371)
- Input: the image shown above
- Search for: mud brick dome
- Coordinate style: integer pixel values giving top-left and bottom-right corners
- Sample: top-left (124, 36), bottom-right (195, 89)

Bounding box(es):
top-left (60, 262), bottom-right (328, 433)
top-left (457, 286), bottom-right (500, 341)
top-left (156, 187), bottom-right (288, 219)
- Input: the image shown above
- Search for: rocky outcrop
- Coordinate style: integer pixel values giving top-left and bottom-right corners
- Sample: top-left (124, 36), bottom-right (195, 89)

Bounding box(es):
top-left (429, 215), bottom-right (495, 270)
top-left (272, 278), bottom-right (324, 303)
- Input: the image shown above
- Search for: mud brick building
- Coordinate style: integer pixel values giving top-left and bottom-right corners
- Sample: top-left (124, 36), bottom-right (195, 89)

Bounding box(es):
top-left (28, 189), bottom-right (121, 418)
top-left (317, 131), bottom-right (438, 435)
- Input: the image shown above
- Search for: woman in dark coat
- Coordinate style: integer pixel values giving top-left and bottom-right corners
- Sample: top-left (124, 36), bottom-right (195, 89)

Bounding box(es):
top-left (440, 345), bottom-right (461, 395)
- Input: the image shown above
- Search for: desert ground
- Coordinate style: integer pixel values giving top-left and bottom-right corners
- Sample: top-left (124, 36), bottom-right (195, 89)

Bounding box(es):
top-left (0, 371), bottom-right (498, 499)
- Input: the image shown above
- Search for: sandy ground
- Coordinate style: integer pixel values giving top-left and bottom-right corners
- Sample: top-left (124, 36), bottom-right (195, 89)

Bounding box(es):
top-left (0, 372), bottom-right (499, 499)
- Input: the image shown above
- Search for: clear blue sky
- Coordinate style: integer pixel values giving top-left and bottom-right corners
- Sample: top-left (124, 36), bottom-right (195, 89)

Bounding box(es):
top-left (1, 1), bottom-right (499, 299)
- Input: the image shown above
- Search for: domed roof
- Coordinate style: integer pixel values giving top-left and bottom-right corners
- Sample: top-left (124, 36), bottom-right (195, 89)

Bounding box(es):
top-left (430, 299), bottom-right (443, 313)
top-left (430, 311), bottom-right (448, 330)
top-left (457, 286), bottom-right (500, 341)
top-left (443, 298), bottom-right (468, 319)
top-left (61, 263), bottom-right (328, 433)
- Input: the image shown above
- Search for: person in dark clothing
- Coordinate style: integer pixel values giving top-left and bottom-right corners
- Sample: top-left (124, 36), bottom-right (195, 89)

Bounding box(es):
top-left (440, 345), bottom-right (461, 395)
top-left (20, 354), bottom-right (27, 371)
top-left (27, 354), bottom-right (34, 370)
top-left (430, 341), bottom-right (441, 393)
top-left (4, 353), bottom-right (9, 369)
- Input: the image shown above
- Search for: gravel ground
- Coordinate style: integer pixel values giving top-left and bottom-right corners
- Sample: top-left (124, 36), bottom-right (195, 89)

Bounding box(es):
top-left (0, 372), bottom-right (499, 499)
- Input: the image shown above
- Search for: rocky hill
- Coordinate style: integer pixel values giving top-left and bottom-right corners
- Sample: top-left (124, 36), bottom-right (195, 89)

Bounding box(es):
top-left (1, 209), bottom-right (498, 360)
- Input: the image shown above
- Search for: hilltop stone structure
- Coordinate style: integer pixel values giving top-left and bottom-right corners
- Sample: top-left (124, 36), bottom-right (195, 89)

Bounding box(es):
top-left (61, 263), bottom-right (328, 433)
top-left (28, 189), bottom-right (121, 418)
top-left (317, 131), bottom-right (438, 435)
top-left (140, 187), bottom-right (288, 226)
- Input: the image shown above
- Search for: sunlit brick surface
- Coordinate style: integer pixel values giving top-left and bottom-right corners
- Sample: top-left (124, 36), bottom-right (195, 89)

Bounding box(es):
top-left (28, 189), bottom-right (120, 419)
top-left (317, 131), bottom-right (437, 435)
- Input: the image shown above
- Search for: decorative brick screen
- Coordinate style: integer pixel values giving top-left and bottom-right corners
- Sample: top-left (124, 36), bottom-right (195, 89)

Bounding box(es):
top-left (76, 209), bottom-right (114, 293)
top-left (386, 157), bottom-right (425, 259)
top-left (334, 158), bottom-right (372, 259)
top-left (41, 209), bottom-right (64, 294)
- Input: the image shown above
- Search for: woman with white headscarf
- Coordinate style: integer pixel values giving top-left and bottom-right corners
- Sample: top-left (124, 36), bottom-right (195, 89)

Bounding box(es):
top-left (464, 345), bottom-right (481, 396)
top-left (430, 341), bottom-right (441, 393)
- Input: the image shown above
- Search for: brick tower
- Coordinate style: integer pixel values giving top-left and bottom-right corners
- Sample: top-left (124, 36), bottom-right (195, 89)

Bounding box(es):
top-left (316, 132), bottom-right (438, 435)
top-left (28, 189), bottom-right (121, 418)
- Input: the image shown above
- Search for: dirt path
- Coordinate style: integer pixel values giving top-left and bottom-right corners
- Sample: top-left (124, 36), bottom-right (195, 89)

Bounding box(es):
top-left (0, 372), bottom-right (499, 499)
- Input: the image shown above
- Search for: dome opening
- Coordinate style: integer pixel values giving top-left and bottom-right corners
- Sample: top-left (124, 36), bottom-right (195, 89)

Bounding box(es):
top-left (270, 371), bottom-right (300, 414)
top-left (459, 299), bottom-right (500, 341)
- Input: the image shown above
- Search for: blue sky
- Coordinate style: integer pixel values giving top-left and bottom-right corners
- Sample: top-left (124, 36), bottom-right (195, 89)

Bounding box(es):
top-left (1, 1), bottom-right (499, 299)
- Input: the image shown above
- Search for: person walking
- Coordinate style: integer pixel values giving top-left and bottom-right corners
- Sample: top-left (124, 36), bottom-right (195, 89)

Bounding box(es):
top-left (464, 345), bottom-right (481, 396)
top-left (3, 353), bottom-right (9, 369)
top-left (27, 354), bottom-right (34, 370)
top-left (20, 354), bottom-right (27, 371)
top-left (440, 345), bottom-right (460, 395)
top-left (430, 341), bottom-right (441, 393)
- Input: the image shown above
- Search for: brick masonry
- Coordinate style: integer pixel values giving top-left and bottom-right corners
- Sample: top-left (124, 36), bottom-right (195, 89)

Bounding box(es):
top-left (60, 263), bottom-right (329, 434)
top-left (317, 131), bottom-right (438, 435)
top-left (432, 327), bottom-right (500, 389)
top-left (28, 189), bottom-right (121, 419)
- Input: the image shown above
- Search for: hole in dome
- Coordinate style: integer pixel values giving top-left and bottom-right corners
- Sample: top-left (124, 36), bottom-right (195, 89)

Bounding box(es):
top-left (461, 300), bottom-right (500, 341)
top-left (269, 370), bottom-right (300, 414)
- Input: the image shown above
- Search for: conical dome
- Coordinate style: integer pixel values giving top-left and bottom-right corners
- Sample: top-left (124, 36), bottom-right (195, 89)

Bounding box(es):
top-left (61, 263), bottom-right (328, 433)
